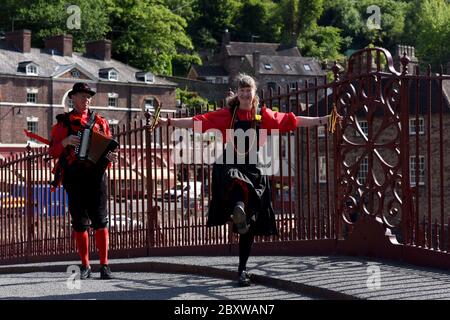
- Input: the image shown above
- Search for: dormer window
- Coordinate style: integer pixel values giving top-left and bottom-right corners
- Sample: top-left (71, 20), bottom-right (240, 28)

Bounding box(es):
top-left (99, 68), bottom-right (119, 81)
top-left (26, 64), bottom-right (38, 75)
top-left (284, 64), bottom-right (292, 70)
top-left (303, 64), bottom-right (311, 71)
top-left (145, 73), bottom-right (154, 83)
top-left (264, 63), bottom-right (273, 70)
top-left (136, 71), bottom-right (155, 84)
top-left (19, 62), bottom-right (39, 76)
top-left (109, 70), bottom-right (118, 81)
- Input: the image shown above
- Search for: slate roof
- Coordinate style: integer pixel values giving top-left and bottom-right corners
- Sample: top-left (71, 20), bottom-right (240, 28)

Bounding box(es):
top-left (192, 65), bottom-right (229, 77)
top-left (246, 54), bottom-right (326, 76)
top-left (0, 42), bottom-right (176, 86)
top-left (224, 42), bottom-right (301, 57)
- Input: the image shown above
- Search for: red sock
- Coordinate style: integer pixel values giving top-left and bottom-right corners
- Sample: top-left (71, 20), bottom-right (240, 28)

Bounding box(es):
top-left (95, 228), bottom-right (109, 265)
top-left (74, 231), bottom-right (89, 267)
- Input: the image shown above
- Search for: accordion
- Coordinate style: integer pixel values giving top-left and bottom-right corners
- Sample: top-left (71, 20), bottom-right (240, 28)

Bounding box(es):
top-left (75, 128), bottom-right (119, 165)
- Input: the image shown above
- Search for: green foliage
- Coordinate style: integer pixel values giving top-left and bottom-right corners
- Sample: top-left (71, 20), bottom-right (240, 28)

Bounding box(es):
top-left (297, 25), bottom-right (344, 62)
top-left (319, 0), bottom-right (410, 53)
top-left (1, 0), bottom-right (448, 77)
top-left (279, 0), bottom-right (324, 44)
top-left (232, 0), bottom-right (282, 42)
top-left (188, 0), bottom-right (240, 50)
top-left (176, 87), bottom-right (211, 112)
top-left (411, 0), bottom-right (450, 71)
top-left (10, 0), bottom-right (110, 52)
top-left (109, 0), bottom-right (200, 76)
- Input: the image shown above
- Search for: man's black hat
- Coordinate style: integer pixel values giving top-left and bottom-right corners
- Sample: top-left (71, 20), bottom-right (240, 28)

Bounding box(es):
top-left (68, 82), bottom-right (96, 98)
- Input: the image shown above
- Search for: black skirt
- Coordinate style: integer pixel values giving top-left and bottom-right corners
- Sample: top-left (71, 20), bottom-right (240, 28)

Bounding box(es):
top-left (206, 162), bottom-right (277, 236)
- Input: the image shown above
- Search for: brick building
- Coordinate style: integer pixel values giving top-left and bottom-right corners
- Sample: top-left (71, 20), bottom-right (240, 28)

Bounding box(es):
top-left (0, 29), bottom-right (177, 149)
top-left (186, 30), bottom-right (326, 105)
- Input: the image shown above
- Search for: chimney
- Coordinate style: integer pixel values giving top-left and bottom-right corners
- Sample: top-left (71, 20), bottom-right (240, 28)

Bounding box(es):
top-left (253, 51), bottom-right (260, 76)
top-left (44, 34), bottom-right (73, 56)
top-left (222, 29), bottom-right (230, 46)
top-left (85, 39), bottom-right (111, 61)
top-left (5, 29), bottom-right (31, 53)
top-left (291, 32), bottom-right (298, 48)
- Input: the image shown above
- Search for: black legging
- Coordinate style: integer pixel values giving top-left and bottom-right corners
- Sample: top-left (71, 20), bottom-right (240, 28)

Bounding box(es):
top-left (238, 231), bottom-right (254, 273)
top-left (229, 180), bottom-right (255, 273)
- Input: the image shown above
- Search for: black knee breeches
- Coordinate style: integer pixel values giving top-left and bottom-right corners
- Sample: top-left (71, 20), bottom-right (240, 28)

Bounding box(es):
top-left (63, 163), bottom-right (108, 232)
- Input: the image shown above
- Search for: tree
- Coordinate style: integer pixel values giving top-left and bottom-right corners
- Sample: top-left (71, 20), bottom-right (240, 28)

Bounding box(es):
top-left (232, 0), bottom-right (282, 43)
top-left (162, 0), bottom-right (197, 23)
top-left (318, 0), bottom-right (411, 54)
top-left (5, 0), bottom-right (110, 51)
top-left (279, 0), bottom-right (324, 44)
top-left (109, 0), bottom-right (200, 75)
top-left (176, 87), bottom-right (212, 113)
top-left (297, 25), bottom-right (344, 62)
top-left (357, 0), bottom-right (410, 51)
top-left (188, 0), bottom-right (240, 49)
top-left (410, 0), bottom-right (450, 71)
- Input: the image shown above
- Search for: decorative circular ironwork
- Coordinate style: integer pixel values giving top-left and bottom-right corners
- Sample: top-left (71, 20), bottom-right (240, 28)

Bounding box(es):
top-left (336, 48), bottom-right (405, 229)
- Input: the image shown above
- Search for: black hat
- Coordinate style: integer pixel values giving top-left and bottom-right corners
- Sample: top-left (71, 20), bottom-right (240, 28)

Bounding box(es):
top-left (68, 82), bottom-right (96, 98)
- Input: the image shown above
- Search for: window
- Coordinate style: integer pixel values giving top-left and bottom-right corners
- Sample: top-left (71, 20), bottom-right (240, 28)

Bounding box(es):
top-left (275, 183), bottom-right (292, 201)
top-left (409, 117), bottom-right (424, 135)
top-left (145, 73), bottom-right (154, 83)
top-left (144, 98), bottom-right (155, 112)
top-left (280, 136), bottom-right (289, 159)
top-left (264, 63), bottom-right (273, 70)
top-left (357, 157), bottom-right (368, 184)
top-left (67, 98), bottom-right (74, 110)
top-left (410, 155), bottom-right (425, 186)
top-left (26, 88), bottom-right (38, 103)
top-left (108, 119), bottom-right (119, 134)
top-left (318, 126), bottom-right (326, 138)
top-left (26, 64), bottom-right (38, 75)
top-left (108, 97), bottom-right (117, 107)
top-left (108, 93), bottom-right (118, 107)
top-left (71, 69), bottom-right (80, 78)
top-left (109, 70), bottom-right (118, 81)
top-left (27, 116), bottom-right (38, 141)
top-left (308, 92), bottom-right (316, 103)
top-left (303, 64), bottom-right (311, 71)
top-left (27, 92), bottom-right (37, 103)
top-left (267, 82), bottom-right (277, 91)
top-left (284, 64), bottom-right (292, 71)
top-left (356, 120), bottom-right (368, 137)
top-left (289, 82), bottom-right (297, 90)
top-left (318, 156), bottom-right (327, 183)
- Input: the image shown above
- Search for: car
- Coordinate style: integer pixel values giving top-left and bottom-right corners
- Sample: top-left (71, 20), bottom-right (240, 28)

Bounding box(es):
top-left (163, 181), bottom-right (202, 202)
top-left (109, 215), bottom-right (143, 230)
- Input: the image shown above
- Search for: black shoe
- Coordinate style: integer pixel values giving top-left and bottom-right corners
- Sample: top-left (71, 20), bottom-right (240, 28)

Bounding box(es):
top-left (232, 202), bottom-right (249, 235)
top-left (79, 265), bottom-right (92, 280)
top-left (99, 264), bottom-right (114, 280)
top-left (238, 271), bottom-right (251, 287)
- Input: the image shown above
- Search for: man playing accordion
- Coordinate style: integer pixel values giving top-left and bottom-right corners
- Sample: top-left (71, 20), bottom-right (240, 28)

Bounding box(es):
top-left (49, 82), bottom-right (118, 280)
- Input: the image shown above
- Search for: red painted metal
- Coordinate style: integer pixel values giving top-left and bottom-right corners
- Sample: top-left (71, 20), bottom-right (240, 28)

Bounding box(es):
top-left (0, 47), bottom-right (450, 270)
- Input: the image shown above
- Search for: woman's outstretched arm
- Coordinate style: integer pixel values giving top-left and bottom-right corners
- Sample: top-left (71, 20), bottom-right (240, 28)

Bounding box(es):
top-left (296, 115), bottom-right (329, 128)
top-left (158, 117), bottom-right (193, 128)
